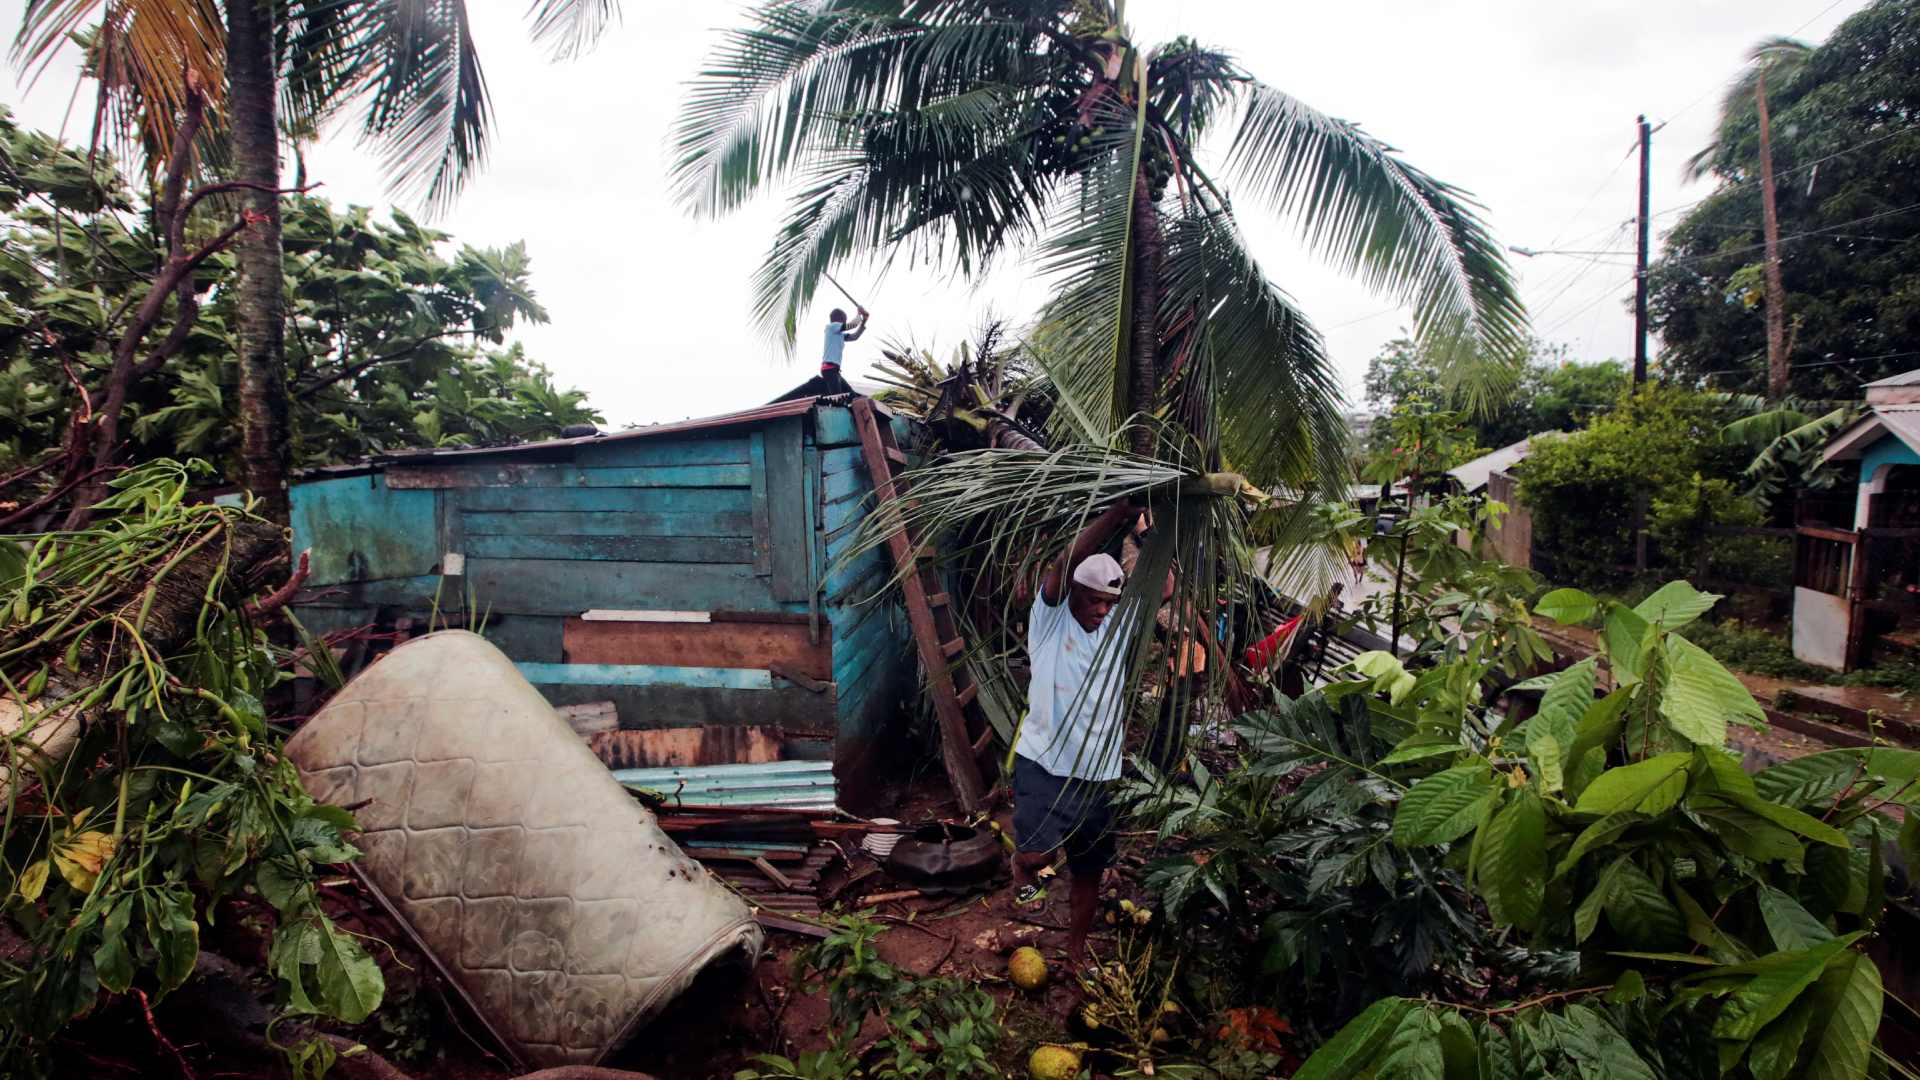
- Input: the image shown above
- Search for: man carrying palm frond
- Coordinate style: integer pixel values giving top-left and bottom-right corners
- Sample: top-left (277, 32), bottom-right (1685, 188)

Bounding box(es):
top-left (1010, 500), bottom-right (1161, 963)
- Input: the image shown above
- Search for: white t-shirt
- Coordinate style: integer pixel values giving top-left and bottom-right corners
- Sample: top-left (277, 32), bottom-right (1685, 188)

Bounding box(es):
top-left (823, 321), bottom-right (847, 366)
top-left (1014, 591), bottom-right (1132, 780)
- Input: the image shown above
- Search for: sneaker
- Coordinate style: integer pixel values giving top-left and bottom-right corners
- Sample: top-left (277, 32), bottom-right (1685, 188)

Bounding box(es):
top-left (1013, 882), bottom-right (1048, 908)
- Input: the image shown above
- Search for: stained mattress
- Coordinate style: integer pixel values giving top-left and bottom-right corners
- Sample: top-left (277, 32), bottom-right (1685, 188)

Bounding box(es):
top-left (287, 630), bottom-right (763, 1068)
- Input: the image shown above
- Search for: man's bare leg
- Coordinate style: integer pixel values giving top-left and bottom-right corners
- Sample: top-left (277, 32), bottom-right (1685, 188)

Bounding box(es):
top-left (1066, 870), bottom-right (1099, 964)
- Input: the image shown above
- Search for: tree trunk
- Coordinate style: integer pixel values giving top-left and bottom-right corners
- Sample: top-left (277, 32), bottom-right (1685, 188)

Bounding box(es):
top-left (1125, 168), bottom-right (1164, 459)
top-left (1756, 71), bottom-right (1790, 401)
top-left (227, 0), bottom-right (292, 526)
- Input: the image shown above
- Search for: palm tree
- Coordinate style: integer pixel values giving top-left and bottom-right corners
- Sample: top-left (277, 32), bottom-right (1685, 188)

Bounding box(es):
top-left (14, 0), bottom-right (623, 523)
top-left (1686, 36), bottom-right (1812, 403)
top-left (671, 0), bottom-right (1527, 478)
top-left (678, 2), bottom-right (1529, 797)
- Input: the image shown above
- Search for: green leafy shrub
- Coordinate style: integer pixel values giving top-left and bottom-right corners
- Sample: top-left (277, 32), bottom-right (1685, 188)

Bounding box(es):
top-left (737, 913), bottom-right (1001, 1080)
top-left (1298, 581), bottom-right (1916, 1078)
top-left (1520, 386), bottom-right (1751, 587)
top-left (0, 462), bottom-right (382, 1075)
top-left (1124, 691), bottom-right (1524, 1041)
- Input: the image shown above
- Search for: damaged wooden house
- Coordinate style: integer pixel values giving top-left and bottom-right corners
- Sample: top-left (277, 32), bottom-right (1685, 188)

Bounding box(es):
top-left (289, 397), bottom-right (927, 813)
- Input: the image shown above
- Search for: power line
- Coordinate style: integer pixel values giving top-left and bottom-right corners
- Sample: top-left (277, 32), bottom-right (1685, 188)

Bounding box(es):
top-left (1663, 200), bottom-right (1920, 267)
top-left (1648, 125), bottom-right (1917, 223)
top-left (1537, 275), bottom-right (1637, 338)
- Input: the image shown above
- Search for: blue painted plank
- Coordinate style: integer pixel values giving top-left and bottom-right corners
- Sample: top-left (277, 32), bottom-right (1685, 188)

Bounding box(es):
top-left (821, 446), bottom-right (864, 477)
top-left (750, 431), bottom-right (771, 574)
top-left (465, 534), bottom-right (753, 564)
top-left (767, 416), bottom-right (811, 601)
top-left (461, 510), bottom-right (754, 538)
top-left (452, 486), bottom-right (749, 514)
top-left (833, 614), bottom-right (903, 688)
top-left (478, 615), bottom-right (565, 663)
top-left (390, 463), bottom-right (749, 489)
top-left (823, 490), bottom-right (871, 532)
top-left (291, 474), bottom-right (441, 585)
top-left (465, 558), bottom-right (801, 615)
top-left (827, 521), bottom-right (886, 564)
top-left (293, 574), bottom-right (446, 609)
top-left (573, 436), bottom-right (751, 468)
top-left (826, 563), bottom-right (888, 607)
top-left (822, 465), bottom-right (867, 503)
top-left (814, 406), bottom-right (859, 447)
top-left (516, 662), bottom-right (774, 690)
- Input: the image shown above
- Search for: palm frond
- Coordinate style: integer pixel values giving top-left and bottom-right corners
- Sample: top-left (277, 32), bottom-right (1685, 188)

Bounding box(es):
top-left (1683, 35), bottom-right (1812, 182)
top-left (285, 0), bottom-right (494, 217)
top-left (1157, 203), bottom-right (1349, 491)
top-left (1220, 81), bottom-right (1528, 397)
top-left (838, 443), bottom-right (1253, 779)
top-left (747, 88), bottom-right (1060, 347)
top-left (669, 4), bottom-right (1045, 218)
top-left (14, 0), bottom-right (226, 176)
top-left (525, 0), bottom-right (622, 60)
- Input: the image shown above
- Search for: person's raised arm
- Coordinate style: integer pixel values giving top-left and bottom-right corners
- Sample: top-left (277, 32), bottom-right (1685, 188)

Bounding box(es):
top-left (1040, 502), bottom-right (1139, 606)
top-left (844, 307), bottom-right (870, 341)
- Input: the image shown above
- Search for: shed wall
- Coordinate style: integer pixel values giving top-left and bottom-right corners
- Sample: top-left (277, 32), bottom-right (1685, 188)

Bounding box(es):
top-left (290, 403), bottom-right (915, 805)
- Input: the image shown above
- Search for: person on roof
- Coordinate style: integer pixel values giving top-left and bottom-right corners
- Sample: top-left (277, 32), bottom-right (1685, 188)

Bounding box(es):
top-left (769, 305), bottom-right (872, 403)
top-left (822, 307), bottom-right (868, 381)
top-left (1009, 501), bottom-right (1160, 963)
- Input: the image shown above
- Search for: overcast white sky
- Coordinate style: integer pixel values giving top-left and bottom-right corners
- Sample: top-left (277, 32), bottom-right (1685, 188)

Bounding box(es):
top-left (0, 0), bottom-right (1872, 426)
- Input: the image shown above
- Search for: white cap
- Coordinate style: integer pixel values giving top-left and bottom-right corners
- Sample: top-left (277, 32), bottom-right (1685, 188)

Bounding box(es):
top-left (1071, 553), bottom-right (1125, 597)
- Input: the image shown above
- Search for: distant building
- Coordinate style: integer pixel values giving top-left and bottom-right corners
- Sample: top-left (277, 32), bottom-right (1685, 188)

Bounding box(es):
top-left (1790, 369), bottom-right (1920, 669)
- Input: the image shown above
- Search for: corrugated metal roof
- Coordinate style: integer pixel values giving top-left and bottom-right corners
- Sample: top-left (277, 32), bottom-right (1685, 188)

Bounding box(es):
top-left (1820, 405), bottom-right (1920, 463)
top-left (373, 396), bottom-right (828, 465)
top-left (1447, 433), bottom-right (1564, 494)
top-left (613, 760), bottom-right (838, 811)
top-left (1862, 368), bottom-right (1920, 388)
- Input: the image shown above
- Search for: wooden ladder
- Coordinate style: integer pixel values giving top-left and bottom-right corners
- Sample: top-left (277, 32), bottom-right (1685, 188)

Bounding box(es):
top-left (850, 397), bottom-right (993, 811)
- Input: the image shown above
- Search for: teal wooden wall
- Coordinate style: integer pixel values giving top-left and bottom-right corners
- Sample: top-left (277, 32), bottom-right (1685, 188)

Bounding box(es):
top-left (290, 402), bottom-right (916, 805)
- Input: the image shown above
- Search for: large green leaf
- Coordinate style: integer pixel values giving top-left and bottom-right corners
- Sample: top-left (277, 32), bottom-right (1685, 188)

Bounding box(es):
top-left (270, 913), bottom-right (386, 1024)
top-left (1534, 587), bottom-right (1597, 626)
top-left (1661, 636), bottom-right (1763, 745)
top-left (1553, 1004), bottom-right (1659, 1080)
top-left (1633, 580), bottom-right (1721, 629)
top-left (1553, 811), bottom-right (1647, 879)
top-left (1477, 790), bottom-right (1546, 929)
top-left (1372, 1006), bottom-right (1446, 1080)
top-left (1528, 658), bottom-right (1595, 793)
top-left (1756, 885), bottom-right (1834, 951)
top-left (1292, 997), bottom-right (1419, 1080)
top-left (1800, 952), bottom-right (1882, 1080)
top-left (1711, 934), bottom-right (1861, 1041)
top-left (1604, 605), bottom-right (1653, 681)
top-left (1394, 763), bottom-right (1497, 846)
top-left (1574, 753), bottom-right (1692, 816)
top-left (1753, 748), bottom-right (1920, 808)
top-left (1747, 994), bottom-right (1817, 1080)
top-left (1599, 857), bottom-right (1686, 948)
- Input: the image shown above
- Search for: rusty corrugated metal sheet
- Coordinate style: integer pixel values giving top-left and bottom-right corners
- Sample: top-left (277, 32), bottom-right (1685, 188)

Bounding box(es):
top-left (588, 726), bottom-right (787, 769)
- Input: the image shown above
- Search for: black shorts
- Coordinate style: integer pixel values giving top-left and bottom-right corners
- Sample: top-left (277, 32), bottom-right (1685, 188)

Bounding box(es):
top-left (1011, 754), bottom-right (1117, 878)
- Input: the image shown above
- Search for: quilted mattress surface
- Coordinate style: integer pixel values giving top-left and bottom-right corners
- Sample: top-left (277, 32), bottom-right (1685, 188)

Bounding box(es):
top-left (287, 630), bottom-right (763, 1068)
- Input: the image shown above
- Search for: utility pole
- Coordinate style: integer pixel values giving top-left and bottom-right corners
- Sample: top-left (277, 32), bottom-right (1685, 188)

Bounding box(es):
top-left (1633, 115), bottom-right (1652, 572)
top-left (1756, 72), bottom-right (1790, 400)
top-left (1634, 114), bottom-right (1651, 385)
